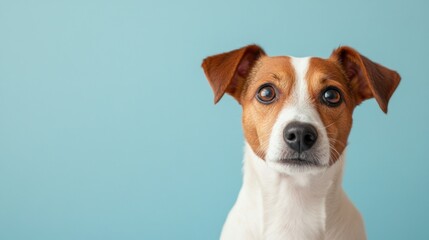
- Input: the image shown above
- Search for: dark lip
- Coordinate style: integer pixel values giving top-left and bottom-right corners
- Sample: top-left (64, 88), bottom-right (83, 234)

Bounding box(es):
top-left (278, 158), bottom-right (320, 166)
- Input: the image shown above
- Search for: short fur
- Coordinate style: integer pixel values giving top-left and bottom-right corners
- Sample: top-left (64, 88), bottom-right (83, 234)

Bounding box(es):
top-left (202, 45), bottom-right (400, 240)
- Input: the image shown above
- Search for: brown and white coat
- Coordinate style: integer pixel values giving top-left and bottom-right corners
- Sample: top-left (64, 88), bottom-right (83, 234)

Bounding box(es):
top-left (202, 45), bottom-right (400, 240)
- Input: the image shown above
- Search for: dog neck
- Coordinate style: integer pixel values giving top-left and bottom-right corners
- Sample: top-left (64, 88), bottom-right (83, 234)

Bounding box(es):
top-left (240, 142), bottom-right (345, 240)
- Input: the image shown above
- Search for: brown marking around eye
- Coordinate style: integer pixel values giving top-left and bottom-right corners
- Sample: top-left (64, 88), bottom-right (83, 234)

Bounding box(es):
top-left (240, 56), bottom-right (296, 160)
top-left (307, 58), bottom-right (355, 164)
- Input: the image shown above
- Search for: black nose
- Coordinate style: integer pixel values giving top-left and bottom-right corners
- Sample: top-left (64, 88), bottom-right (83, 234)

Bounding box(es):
top-left (283, 121), bottom-right (318, 153)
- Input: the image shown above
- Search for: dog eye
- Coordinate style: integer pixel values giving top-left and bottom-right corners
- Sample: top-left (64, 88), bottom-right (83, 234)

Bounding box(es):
top-left (321, 87), bottom-right (342, 107)
top-left (256, 84), bottom-right (277, 104)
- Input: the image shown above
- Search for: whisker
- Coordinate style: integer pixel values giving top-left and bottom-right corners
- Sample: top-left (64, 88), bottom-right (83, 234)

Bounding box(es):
top-left (321, 109), bottom-right (347, 130)
top-left (329, 138), bottom-right (347, 148)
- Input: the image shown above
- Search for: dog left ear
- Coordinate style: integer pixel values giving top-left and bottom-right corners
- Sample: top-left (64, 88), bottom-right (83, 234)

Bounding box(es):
top-left (330, 46), bottom-right (401, 113)
top-left (202, 45), bottom-right (265, 104)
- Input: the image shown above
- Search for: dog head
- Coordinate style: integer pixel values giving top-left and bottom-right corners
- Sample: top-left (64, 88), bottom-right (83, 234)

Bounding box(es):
top-left (202, 45), bottom-right (400, 174)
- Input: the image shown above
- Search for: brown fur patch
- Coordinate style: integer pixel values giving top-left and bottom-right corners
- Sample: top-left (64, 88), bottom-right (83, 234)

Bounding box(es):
top-left (307, 58), bottom-right (354, 164)
top-left (240, 56), bottom-right (296, 159)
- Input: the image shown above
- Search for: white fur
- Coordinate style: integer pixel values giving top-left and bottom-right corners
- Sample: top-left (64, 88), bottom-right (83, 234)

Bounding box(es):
top-left (220, 145), bottom-right (366, 240)
top-left (220, 57), bottom-right (366, 240)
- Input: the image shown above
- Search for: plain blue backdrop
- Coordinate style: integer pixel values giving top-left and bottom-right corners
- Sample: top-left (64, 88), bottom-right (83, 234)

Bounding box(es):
top-left (1, 0), bottom-right (428, 239)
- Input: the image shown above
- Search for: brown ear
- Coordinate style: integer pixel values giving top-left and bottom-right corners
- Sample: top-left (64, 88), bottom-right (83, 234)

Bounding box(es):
top-left (201, 45), bottom-right (265, 104)
top-left (330, 46), bottom-right (401, 113)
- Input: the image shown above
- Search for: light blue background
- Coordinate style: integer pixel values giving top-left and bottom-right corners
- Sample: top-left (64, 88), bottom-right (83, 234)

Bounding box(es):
top-left (0, 0), bottom-right (428, 239)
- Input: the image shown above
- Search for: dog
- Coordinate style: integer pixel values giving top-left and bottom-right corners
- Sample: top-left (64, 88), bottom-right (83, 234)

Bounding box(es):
top-left (201, 45), bottom-right (400, 240)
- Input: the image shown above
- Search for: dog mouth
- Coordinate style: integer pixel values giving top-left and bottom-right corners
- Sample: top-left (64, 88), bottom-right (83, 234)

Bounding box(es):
top-left (277, 158), bottom-right (321, 166)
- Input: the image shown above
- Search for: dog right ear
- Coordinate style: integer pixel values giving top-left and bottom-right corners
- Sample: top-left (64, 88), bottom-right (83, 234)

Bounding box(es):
top-left (202, 45), bottom-right (265, 104)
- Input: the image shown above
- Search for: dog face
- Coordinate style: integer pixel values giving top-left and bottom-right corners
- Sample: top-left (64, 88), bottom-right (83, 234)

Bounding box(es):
top-left (202, 45), bottom-right (400, 174)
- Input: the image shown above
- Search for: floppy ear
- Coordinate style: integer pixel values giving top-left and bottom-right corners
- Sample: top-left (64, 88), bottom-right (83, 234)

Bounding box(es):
top-left (330, 46), bottom-right (401, 113)
top-left (201, 45), bottom-right (265, 104)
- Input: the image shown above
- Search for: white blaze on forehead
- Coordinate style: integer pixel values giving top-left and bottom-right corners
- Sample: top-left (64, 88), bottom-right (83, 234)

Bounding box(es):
top-left (275, 57), bottom-right (318, 126)
top-left (264, 57), bottom-right (331, 169)
top-left (292, 57), bottom-right (311, 113)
